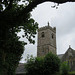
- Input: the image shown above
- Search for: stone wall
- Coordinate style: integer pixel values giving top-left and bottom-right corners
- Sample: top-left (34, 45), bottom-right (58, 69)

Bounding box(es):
top-left (37, 25), bottom-right (56, 57)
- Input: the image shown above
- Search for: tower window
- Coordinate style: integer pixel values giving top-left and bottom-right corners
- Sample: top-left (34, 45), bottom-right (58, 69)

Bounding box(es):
top-left (52, 33), bottom-right (54, 39)
top-left (41, 32), bottom-right (45, 38)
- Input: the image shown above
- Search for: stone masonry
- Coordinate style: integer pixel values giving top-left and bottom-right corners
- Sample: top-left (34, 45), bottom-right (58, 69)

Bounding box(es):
top-left (37, 23), bottom-right (56, 57)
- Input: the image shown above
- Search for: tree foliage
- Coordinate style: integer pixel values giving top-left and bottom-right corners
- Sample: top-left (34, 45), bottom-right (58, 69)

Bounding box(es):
top-left (0, 0), bottom-right (38, 75)
top-left (25, 56), bottom-right (44, 75)
top-left (0, 35), bottom-right (25, 75)
top-left (25, 53), bottom-right (60, 75)
top-left (43, 52), bottom-right (61, 75)
top-left (60, 61), bottom-right (70, 75)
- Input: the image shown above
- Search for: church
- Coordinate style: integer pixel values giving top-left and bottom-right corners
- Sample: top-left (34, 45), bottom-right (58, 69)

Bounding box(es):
top-left (58, 46), bottom-right (75, 71)
top-left (16, 23), bottom-right (75, 75)
top-left (37, 23), bottom-right (75, 71)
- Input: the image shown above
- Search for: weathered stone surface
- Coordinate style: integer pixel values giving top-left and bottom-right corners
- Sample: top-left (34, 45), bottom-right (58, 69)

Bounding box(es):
top-left (37, 24), bottom-right (56, 57)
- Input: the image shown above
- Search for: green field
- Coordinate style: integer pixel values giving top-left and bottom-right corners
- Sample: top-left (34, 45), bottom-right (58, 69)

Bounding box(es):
top-left (68, 71), bottom-right (75, 75)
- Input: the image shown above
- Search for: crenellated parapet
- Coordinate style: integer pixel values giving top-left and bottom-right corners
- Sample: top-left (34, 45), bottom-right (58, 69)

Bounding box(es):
top-left (38, 25), bottom-right (56, 33)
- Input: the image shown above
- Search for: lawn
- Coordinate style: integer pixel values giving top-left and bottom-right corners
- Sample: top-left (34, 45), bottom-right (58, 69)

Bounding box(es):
top-left (68, 71), bottom-right (75, 75)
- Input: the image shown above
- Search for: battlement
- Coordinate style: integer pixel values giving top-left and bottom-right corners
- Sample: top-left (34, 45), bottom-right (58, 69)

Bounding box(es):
top-left (38, 25), bottom-right (56, 33)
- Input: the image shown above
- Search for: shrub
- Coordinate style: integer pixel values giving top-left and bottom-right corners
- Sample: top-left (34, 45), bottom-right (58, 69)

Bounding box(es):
top-left (25, 52), bottom-right (61, 75)
top-left (43, 52), bottom-right (60, 75)
top-left (60, 61), bottom-right (70, 75)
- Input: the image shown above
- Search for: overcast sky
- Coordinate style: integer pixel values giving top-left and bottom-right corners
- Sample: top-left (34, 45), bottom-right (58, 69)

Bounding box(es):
top-left (19, 2), bottom-right (75, 63)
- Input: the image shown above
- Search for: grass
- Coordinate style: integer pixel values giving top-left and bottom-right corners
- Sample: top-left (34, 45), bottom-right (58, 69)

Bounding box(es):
top-left (68, 71), bottom-right (75, 75)
top-left (55, 71), bottom-right (75, 75)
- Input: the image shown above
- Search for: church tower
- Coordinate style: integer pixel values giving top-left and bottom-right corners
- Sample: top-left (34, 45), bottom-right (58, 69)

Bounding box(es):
top-left (37, 23), bottom-right (56, 57)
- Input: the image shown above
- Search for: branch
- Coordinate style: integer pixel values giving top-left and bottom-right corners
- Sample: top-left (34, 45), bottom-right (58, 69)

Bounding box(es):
top-left (45, 0), bottom-right (75, 3)
top-left (21, 0), bottom-right (75, 14)
top-left (5, 0), bottom-right (13, 10)
top-left (15, 0), bottom-right (75, 27)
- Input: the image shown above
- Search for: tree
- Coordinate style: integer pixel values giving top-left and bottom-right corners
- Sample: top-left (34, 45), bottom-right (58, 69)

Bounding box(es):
top-left (25, 53), bottom-right (60, 75)
top-left (0, 0), bottom-right (38, 75)
top-left (0, 38), bottom-right (25, 75)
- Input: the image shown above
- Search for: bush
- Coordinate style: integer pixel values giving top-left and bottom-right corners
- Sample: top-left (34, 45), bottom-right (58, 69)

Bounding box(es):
top-left (60, 61), bottom-right (70, 75)
top-left (43, 52), bottom-right (60, 75)
top-left (25, 52), bottom-right (61, 75)
top-left (25, 56), bottom-right (44, 75)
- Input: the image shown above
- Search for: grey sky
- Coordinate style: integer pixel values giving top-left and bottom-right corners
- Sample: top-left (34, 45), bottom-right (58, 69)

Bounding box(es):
top-left (19, 2), bottom-right (75, 63)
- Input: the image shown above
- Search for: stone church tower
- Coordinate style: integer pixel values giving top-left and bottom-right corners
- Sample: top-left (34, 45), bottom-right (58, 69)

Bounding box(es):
top-left (37, 23), bottom-right (56, 57)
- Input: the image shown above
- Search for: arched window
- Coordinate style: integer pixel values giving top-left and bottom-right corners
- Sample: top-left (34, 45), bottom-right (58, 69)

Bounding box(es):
top-left (41, 32), bottom-right (45, 38)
